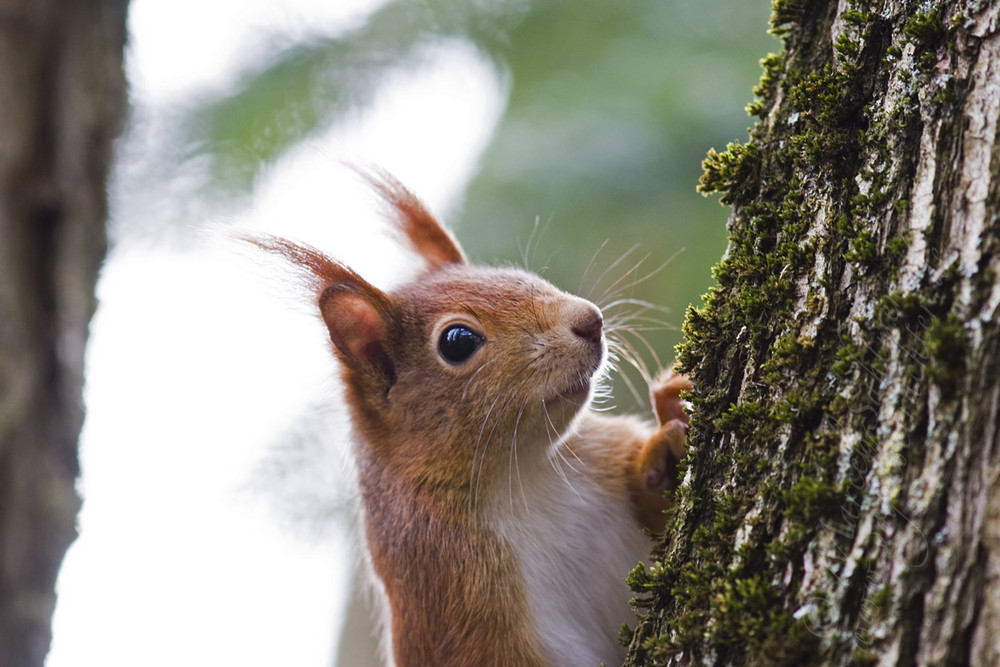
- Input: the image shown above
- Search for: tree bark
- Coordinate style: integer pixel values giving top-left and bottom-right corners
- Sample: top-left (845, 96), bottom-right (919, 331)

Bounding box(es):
top-left (0, 1), bottom-right (127, 666)
top-left (624, 0), bottom-right (1000, 665)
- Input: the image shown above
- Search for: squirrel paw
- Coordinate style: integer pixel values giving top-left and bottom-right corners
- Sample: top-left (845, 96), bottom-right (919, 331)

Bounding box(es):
top-left (640, 370), bottom-right (692, 494)
top-left (651, 368), bottom-right (692, 427)
top-left (641, 420), bottom-right (687, 494)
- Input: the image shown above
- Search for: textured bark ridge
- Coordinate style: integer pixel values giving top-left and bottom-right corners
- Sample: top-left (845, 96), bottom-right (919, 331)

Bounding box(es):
top-left (0, 2), bottom-right (127, 666)
top-left (625, 1), bottom-right (1000, 664)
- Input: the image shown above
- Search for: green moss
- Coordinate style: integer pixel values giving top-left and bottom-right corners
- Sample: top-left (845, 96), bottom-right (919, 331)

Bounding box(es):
top-left (869, 584), bottom-right (894, 619)
top-left (617, 622), bottom-right (634, 646)
top-left (835, 32), bottom-right (862, 62)
top-left (716, 400), bottom-right (766, 437)
top-left (789, 64), bottom-right (848, 126)
top-left (710, 576), bottom-right (820, 664)
top-left (923, 313), bottom-right (968, 388)
top-left (746, 99), bottom-right (765, 118)
top-left (749, 52), bottom-right (786, 117)
top-left (845, 228), bottom-right (878, 264)
top-left (841, 8), bottom-right (870, 28)
top-left (699, 141), bottom-right (759, 203)
top-left (625, 1), bottom-right (950, 663)
top-left (770, 0), bottom-right (805, 36)
top-left (852, 649), bottom-right (880, 666)
top-left (872, 290), bottom-right (934, 330)
top-left (631, 550), bottom-right (821, 664)
top-left (884, 235), bottom-right (907, 257)
top-left (734, 274), bottom-right (796, 322)
top-left (885, 234), bottom-right (909, 279)
top-left (771, 388), bottom-right (822, 423)
top-left (904, 6), bottom-right (946, 71)
top-left (929, 74), bottom-right (959, 105)
top-left (903, 7), bottom-right (944, 46)
top-left (760, 333), bottom-right (818, 384)
top-left (831, 334), bottom-right (866, 380)
top-left (783, 477), bottom-right (843, 524)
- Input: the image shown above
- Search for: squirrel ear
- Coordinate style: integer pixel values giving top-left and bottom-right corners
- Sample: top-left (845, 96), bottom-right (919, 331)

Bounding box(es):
top-left (319, 283), bottom-right (396, 385)
top-left (353, 166), bottom-right (467, 271)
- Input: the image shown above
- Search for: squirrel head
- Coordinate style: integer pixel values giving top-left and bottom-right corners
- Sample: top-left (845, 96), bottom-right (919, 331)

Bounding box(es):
top-left (247, 169), bottom-right (606, 501)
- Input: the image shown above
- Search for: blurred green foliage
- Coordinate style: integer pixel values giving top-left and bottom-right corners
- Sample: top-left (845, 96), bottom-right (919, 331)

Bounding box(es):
top-left (458, 1), bottom-right (776, 406)
top-left (182, 0), bottom-right (776, 408)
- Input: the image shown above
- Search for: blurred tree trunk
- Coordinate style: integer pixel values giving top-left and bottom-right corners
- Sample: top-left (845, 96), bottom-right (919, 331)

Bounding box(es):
top-left (625, 1), bottom-right (1000, 665)
top-left (0, 1), bottom-right (127, 666)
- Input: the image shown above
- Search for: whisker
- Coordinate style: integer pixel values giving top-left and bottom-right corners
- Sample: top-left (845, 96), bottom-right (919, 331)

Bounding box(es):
top-left (604, 310), bottom-right (672, 330)
top-left (519, 217), bottom-right (541, 270)
top-left (468, 360), bottom-right (534, 513)
top-left (601, 298), bottom-right (673, 316)
top-left (509, 396), bottom-right (531, 513)
top-left (588, 384), bottom-right (613, 407)
top-left (608, 335), bottom-right (655, 383)
top-left (593, 252), bottom-right (652, 306)
top-left (532, 216), bottom-right (557, 271)
top-left (538, 399), bottom-right (587, 501)
top-left (539, 397), bottom-right (557, 443)
top-left (584, 244), bottom-right (640, 301)
top-left (542, 402), bottom-right (587, 500)
top-left (619, 327), bottom-right (665, 374)
top-left (606, 336), bottom-right (657, 407)
top-left (461, 358), bottom-right (497, 402)
top-left (555, 428), bottom-right (586, 471)
top-left (476, 383), bottom-right (529, 512)
top-left (469, 392), bottom-right (506, 514)
top-left (550, 446), bottom-right (585, 503)
top-left (595, 247), bottom-right (686, 310)
top-left (519, 215), bottom-right (556, 272)
top-left (538, 389), bottom-right (562, 444)
top-left (607, 332), bottom-right (647, 367)
top-left (578, 239), bottom-right (611, 295)
top-left (612, 360), bottom-right (648, 407)
top-left (606, 322), bottom-right (675, 338)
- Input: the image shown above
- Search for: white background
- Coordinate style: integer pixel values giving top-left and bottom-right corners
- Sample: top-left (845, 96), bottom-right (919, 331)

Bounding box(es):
top-left (48, 1), bottom-right (506, 664)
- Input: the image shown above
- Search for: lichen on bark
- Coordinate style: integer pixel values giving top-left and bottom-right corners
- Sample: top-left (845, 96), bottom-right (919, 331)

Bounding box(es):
top-left (624, 1), bottom-right (1000, 664)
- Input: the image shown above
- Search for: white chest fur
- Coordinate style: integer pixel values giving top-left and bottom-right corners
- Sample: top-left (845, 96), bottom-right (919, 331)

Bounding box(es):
top-left (490, 443), bottom-right (651, 667)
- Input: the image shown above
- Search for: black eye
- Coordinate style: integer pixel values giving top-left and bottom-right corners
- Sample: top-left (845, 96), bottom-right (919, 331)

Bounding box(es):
top-left (438, 325), bottom-right (483, 364)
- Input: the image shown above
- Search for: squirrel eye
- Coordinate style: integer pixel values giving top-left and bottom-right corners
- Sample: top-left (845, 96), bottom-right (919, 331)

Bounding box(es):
top-left (438, 324), bottom-right (483, 364)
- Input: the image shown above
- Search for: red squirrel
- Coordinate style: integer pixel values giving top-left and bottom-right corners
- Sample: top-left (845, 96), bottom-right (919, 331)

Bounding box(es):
top-left (247, 170), bottom-right (690, 667)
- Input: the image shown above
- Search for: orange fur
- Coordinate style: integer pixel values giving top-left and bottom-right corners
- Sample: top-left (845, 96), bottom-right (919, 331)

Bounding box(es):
top-left (352, 165), bottom-right (467, 269)
top-left (245, 172), bottom-right (689, 666)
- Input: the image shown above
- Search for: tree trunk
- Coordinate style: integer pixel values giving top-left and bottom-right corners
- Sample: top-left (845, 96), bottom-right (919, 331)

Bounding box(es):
top-left (624, 0), bottom-right (1000, 665)
top-left (0, 2), bottom-right (127, 665)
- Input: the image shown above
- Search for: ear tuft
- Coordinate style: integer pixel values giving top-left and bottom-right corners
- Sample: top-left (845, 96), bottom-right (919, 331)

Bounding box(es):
top-left (239, 232), bottom-right (398, 384)
top-left (352, 165), bottom-right (467, 271)
top-left (238, 233), bottom-right (365, 294)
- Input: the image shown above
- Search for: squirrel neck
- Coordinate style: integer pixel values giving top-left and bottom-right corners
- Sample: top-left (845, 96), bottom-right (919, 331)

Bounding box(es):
top-left (352, 399), bottom-right (570, 514)
top-left (349, 382), bottom-right (588, 665)
top-left (356, 455), bottom-right (549, 666)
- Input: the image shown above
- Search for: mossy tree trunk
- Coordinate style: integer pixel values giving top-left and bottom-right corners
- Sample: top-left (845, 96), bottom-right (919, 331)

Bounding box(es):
top-left (624, 1), bottom-right (1000, 664)
top-left (0, 1), bottom-right (127, 666)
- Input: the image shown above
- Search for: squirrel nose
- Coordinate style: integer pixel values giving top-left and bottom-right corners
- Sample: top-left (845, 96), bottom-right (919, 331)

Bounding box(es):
top-left (571, 308), bottom-right (604, 342)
